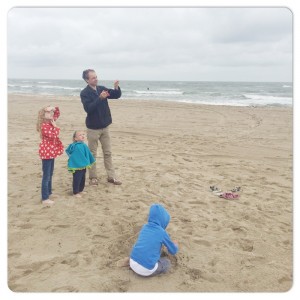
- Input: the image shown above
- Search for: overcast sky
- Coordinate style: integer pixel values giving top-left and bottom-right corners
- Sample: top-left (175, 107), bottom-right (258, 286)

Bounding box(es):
top-left (7, 7), bottom-right (292, 82)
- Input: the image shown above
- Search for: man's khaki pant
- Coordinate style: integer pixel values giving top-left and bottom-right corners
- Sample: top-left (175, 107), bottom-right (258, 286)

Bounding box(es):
top-left (86, 127), bottom-right (116, 179)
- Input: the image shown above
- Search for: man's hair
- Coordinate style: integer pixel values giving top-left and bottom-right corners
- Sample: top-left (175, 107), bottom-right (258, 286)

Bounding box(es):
top-left (82, 69), bottom-right (95, 81)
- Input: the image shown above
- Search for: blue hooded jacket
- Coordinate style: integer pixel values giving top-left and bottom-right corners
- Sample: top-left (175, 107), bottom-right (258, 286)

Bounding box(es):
top-left (65, 142), bottom-right (95, 173)
top-left (130, 204), bottom-right (178, 270)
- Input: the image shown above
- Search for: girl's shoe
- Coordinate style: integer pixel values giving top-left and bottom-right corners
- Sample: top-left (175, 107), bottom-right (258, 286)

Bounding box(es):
top-left (89, 178), bottom-right (98, 186)
top-left (42, 199), bottom-right (55, 206)
top-left (49, 194), bottom-right (59, 200)
top-left (74, 193), bottom-right (82, 198)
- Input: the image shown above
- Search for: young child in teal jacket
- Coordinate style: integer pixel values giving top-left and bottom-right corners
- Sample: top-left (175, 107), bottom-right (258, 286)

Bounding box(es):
top-left (130, 203), bottom-right (178, 276)
top-left (65, 131), bottom-right (95, 197)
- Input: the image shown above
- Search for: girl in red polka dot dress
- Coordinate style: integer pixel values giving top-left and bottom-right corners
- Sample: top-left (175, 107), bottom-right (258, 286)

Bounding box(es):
top-left (36, 106), bottom-right (64, 206)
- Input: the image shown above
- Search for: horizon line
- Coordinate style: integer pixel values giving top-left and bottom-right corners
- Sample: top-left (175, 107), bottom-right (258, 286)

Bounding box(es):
top-left (7, 78), bottom-right (293, 83)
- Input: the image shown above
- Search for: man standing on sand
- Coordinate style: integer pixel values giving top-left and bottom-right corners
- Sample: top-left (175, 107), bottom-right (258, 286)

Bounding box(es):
top-left (80, 69), bottom-right (122, 186)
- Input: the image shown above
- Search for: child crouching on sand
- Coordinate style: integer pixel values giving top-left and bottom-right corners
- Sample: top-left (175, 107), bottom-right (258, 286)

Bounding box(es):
top-left (129, 203), bottom-right (178, 276)
top-left (65, 131), bottom-right (95, 197)
top-left (37, 106), bottom-right (64, 206)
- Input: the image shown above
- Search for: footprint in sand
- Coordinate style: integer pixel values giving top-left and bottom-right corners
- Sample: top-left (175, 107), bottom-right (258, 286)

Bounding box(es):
top-left (187, 268), bottom-right (202, 280)
top-left (231, 225), bottom-right (248, 237)
top-left (237, 238), bottom-right (254, 252)
top-left (193, 239), bottom-right (212, 247)
top-left (92, 234), bottom-right (110, 240)
top-left (116, 257), bottom-right (130, 267)
top-left (188, 200), bottom-right (207, 206)
top-left (186, 267), bottom-right (219, 283)
top-left (179, 217), bottom-right (192, 223)
top-left (101, 278), bottom-right (129, 292)
top-left (8, 252), bottom-right (21, 258)
top-left (8, 283), bottom-right (28, 292)
top-left (61, 256), bottom-right (79, 268)
top-left (45, 224), bottom-right (71, 233)
top-left (278, 275), bottom-right (292, 284)
top-left (51, 286), bottom-right (79, 292)
top-left (18, 223), bottom-right (34, 229)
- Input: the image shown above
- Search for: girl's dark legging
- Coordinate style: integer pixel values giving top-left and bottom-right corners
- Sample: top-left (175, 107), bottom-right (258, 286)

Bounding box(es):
top-left (41, 159), bottom-right (54, 200)
top-left (73, 169), bottom-right (86, 194)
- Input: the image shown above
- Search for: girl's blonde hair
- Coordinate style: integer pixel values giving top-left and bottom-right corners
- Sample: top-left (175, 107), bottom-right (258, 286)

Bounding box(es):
top-left (36, 106), bottom-right (50, 137)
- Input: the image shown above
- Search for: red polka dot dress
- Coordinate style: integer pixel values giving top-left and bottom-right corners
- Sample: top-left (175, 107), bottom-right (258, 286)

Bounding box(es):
top-left (38, 108), bottom-right (64, 159)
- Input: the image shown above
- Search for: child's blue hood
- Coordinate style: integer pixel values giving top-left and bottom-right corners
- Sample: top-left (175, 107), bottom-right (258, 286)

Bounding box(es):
top-left (148, 204), bottom-right (170, 229)
top-left (66, 142), bottom-right (77, 155)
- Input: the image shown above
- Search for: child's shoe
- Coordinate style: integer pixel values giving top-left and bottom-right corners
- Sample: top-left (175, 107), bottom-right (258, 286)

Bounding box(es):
top-left (42, 199), bottom-right (55, 206)
top-left (89, 178), bottom-right (98, 186)
top-left (49, 194), bottom-right (59, 200)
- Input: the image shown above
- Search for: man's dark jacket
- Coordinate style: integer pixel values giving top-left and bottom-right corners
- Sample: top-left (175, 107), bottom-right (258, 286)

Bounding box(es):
top-left (80, 85), bottom-right (121, 129)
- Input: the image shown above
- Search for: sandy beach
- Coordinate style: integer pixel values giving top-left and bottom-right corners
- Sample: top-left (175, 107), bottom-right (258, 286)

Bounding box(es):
top-left (7, 94), bottom-right (292, 292)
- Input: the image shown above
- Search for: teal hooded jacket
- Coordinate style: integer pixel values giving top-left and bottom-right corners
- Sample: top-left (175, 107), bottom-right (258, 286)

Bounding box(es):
top-left (130, 204), bottom-right (178, 270)
top-left (65, 141), bottom-right (95, 173)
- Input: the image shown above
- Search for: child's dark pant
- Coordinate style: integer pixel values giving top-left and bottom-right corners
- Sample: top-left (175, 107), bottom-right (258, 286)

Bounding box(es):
top-left (41, 159), bottom-right (55, 200)
top-left (150, 257), bottom-right (171, 276)
top-left (73, 169), bottom-right (86, 194)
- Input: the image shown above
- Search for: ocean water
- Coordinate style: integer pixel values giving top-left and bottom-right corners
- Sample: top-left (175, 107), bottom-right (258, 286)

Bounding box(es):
top-left (8, 79), bottom-right (293, 107)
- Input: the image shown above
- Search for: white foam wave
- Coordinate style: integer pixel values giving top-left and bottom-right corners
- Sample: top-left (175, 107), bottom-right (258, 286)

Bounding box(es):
top-left (39, 85), bottom-right (81, 90)
top-left (177, 99), bottom-right (248, 106)
top-left (243, 94), bottom-right (292, 105)
top-left (244, 94), bottom-right (290, 100)
top-left (8, 84), bottom-right (33, 88)
top-left (134, 90), bottom-right (183, 95)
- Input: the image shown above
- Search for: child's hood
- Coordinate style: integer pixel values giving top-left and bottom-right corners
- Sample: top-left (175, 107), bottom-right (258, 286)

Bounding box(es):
top-left (65, 142), bottom-right (81, 155)
top-left (147, 204), bottom-right (170, 229)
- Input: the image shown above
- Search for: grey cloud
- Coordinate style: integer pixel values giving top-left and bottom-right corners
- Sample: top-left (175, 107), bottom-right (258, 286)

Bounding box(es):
top-left (7, 7), bottom-right (292, 81)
